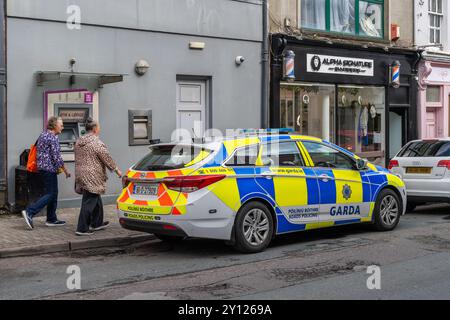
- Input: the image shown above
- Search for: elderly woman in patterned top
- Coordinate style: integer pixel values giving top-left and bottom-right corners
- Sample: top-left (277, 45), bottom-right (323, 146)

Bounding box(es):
top-left (74, 118), bottom-right (122, 236)
top-left (22, 116), bottom-right (71, 229)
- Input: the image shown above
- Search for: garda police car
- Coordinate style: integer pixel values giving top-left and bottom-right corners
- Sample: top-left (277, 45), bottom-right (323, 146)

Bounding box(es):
top-left (117, 133), bottom-right (406, 253)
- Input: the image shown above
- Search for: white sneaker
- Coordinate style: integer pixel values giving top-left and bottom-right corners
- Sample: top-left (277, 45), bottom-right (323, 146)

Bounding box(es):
top-left (75, 231), bottom-right (94, 236)
top-left (22, 210), bottom-right (33, 230)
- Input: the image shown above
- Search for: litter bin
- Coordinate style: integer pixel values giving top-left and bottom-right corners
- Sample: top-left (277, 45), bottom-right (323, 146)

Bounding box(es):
top-left (14, 150), bottom-right (44, 212)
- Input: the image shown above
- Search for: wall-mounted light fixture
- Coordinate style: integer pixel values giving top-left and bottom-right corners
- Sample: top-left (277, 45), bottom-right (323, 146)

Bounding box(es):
top-left (189, 42), bottom-right (205, 50)
top-left (135, 60), bottom-right (150, 76)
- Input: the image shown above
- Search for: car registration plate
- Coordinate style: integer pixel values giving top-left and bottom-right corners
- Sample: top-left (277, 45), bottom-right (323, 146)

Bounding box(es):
top-left (406, 167), bottom-right (432, 174)
top-left (133, 183), bottom-right (159, 196)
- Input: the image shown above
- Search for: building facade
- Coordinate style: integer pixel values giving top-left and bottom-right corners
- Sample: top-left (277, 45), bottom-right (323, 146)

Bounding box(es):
top-left (4, 0), bottom-right (264, 210)
top-left (415, 0), bottom-right (450, 139)
top-left (268, 0), bottom-right (419, 165)
top-left (0, 1), bottom-right (6, 210)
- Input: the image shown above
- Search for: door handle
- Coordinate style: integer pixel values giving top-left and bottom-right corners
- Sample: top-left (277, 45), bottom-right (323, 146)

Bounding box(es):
top-left (260, 172), bottom-right (274, 180)
top-left (319, 174), bottom-right (333, 182)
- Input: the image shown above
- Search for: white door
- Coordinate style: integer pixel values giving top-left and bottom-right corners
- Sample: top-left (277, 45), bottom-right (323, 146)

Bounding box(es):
top-left (426, 111), bottom-right (437, 138)
top-left (176, 80), bottom-right (206, 139)
top-left (389, 111), bottom-right (403, 159)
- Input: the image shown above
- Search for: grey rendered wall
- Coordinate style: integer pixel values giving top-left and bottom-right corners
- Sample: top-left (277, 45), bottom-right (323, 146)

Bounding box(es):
top-left (389, 0), bottom-right (414, 47)
top-left (0, 0), bottom-right (6, 208)
top-left (6, 0), bottom-right (262, 207)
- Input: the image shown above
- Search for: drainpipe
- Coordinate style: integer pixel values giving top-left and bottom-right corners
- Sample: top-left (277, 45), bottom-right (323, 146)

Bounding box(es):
top-left (261, 0), bottom-right (269, 128)
top-left (0, 0), bottom-right (6, 210)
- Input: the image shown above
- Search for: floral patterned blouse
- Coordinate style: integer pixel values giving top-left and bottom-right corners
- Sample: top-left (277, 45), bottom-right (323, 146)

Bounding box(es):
top-left (36, 130), bottom-right (64, 173)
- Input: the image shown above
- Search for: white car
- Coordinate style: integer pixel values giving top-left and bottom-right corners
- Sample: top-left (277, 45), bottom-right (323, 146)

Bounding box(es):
top-left (389, 138), bottom-right (450, 211)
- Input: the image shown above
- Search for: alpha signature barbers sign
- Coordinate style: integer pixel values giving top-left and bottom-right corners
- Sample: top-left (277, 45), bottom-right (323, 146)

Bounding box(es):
top-left (307, 54), bottom-right (374, 77)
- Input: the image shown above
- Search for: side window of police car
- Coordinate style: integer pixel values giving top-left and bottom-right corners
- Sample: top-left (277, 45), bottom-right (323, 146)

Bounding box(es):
top-left (225, 144), bottom-right (259, 167)
top-left (302, 141), bottom-right (356, 170)
top-left (260, 141), bottom-right (305, 167)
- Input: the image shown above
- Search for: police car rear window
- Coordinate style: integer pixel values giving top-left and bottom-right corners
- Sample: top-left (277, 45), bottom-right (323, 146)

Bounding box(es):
top-left (133, 145), bottom-right (212, 171)
top-left (225, 144), bottom-right (259, 167)
top-left (398, 141), bottom-right (450, 157)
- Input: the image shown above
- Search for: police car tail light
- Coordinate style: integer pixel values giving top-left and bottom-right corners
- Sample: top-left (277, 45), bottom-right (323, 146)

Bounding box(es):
top-left (437, 160), bottom-right (450, 169)
top-left (388, 160), bottom-right (399, 170)
top-left (163, 175), bottom-right (226, 193)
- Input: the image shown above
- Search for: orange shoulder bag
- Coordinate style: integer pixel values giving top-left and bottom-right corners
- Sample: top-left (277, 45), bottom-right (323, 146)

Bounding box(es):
top-left (26, 138), bottom-right (39, 173)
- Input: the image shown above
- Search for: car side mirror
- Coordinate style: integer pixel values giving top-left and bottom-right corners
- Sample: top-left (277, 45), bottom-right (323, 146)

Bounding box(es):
top-left (356, 158), bottom-right (369, 171)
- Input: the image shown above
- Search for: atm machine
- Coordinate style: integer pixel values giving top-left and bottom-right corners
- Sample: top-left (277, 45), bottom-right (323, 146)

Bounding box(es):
top-left (44, 89), bottom-right (99, 161)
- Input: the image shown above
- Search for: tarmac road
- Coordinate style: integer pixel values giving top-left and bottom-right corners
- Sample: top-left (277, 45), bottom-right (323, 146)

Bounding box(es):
top-left (0, 204), bottom-right (449, 300)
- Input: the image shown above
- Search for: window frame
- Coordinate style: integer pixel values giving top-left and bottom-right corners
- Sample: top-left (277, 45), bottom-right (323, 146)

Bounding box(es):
top-left (223, 144), bottom-right (260, 168)
top-left (429, 0), bottom-right (443, 45)
top-left (300, 140), bottom-right (359, 170)
top-left (258, 140), bottom-right (307, 168)
top-left (425, 85), bottom-right (443, 107)
top-left (299, 0), bottom-right (385, 39)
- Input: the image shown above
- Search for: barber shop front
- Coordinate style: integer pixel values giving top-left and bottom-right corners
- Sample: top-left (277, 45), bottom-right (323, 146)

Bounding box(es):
top-left (269, 35), bottom-right (420, 167)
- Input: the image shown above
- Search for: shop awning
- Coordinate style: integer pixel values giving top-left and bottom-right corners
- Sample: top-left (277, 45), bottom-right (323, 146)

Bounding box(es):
top-left (36, 71), bottom-right (126, 87)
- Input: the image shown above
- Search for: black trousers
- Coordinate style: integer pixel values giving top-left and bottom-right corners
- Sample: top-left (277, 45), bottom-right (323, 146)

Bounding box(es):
top-left (77, 191), bottom-right (104, 232)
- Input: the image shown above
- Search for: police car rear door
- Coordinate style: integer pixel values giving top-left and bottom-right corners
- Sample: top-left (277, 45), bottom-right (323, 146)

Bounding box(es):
top-left (300, 141), bottom-right (366, 224)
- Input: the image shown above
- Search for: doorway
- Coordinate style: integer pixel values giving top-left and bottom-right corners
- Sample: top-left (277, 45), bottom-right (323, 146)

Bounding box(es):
top-left (176, 79), bottom-right (207, 139)
top-left (389, 110), bottom-right (406, 159)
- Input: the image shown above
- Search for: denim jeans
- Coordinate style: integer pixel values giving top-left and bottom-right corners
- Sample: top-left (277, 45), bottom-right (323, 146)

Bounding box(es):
top-left (26, 170), bottom-right (58, 222)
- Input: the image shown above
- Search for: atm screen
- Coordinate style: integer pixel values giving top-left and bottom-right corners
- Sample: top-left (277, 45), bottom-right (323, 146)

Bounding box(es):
top-left (56, 106), bottom-right (90, 123)
top-left (59, 128), bottom-right (77, 143)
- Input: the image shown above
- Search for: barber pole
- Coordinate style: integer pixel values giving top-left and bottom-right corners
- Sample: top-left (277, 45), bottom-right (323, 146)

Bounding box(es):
top-left (284, 50), bottom-right (295, 82)
top-left (390, 60), bottom-right (401, 88)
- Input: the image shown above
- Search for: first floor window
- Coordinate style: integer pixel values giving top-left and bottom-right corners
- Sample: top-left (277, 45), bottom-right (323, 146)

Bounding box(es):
top-left (300, 0), bottom-right (384, 38)
top-left (330, 0), bottom-right (355, 34)
top-left (429, 0), bottom-right (443, 44)
top-left (301, 0), bottom-right (326, 30)
top-left (359, 1), bottom-right (383, 38)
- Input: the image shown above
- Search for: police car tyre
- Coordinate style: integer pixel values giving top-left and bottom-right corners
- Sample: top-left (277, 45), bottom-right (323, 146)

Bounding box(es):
top-left (373, 189), bottom-right (401, 231)
top-left (154, 234), bottom-right (185, 243)
top-left (233, 202), bottom-right (274, 253)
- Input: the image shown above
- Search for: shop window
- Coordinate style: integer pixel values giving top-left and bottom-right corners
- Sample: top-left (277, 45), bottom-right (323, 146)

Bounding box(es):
top-left (128, 110), bottom-right (152, 146)
top-left (280, 83), bottom-right (335, 141)
top-left (426, 86), bottom-right (441, 103)
top-left (429, 0), bottom-right (443, 44)
top-left (337, 86), bottom-right (385, 165)
top-left (300, 0), bottom-right (384, 38)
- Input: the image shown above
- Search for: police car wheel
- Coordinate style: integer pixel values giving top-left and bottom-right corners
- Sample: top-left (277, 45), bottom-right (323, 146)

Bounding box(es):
top-left (373, 189), bottom-right (401, 231)
top-left (233, 202), bottom-right (274, 253)
top-left (154, 234), bottom-right (185, 243)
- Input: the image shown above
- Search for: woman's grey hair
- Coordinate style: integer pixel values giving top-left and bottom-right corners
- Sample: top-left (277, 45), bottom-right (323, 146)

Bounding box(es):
top-left (47, 116), bottom-right (62, 130)
top-left (85, 117), bottom-right (98, 132)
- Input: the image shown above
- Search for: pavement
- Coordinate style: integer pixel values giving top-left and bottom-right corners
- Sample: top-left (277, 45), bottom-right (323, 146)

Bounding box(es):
top-left (0, 205), bottom-right (153, 258)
